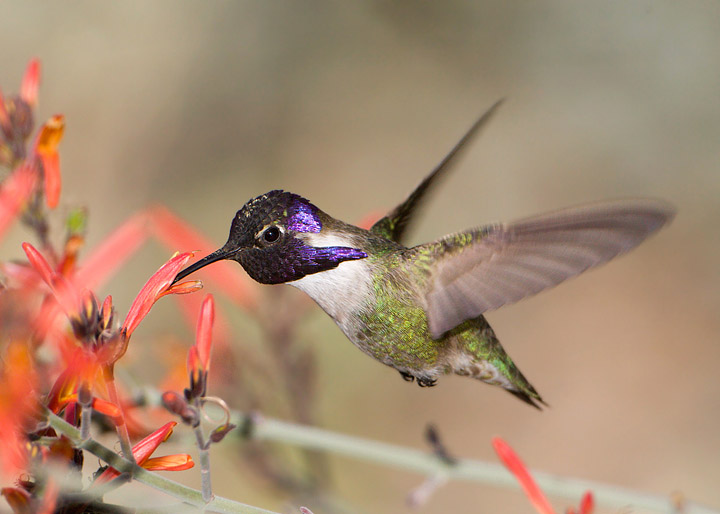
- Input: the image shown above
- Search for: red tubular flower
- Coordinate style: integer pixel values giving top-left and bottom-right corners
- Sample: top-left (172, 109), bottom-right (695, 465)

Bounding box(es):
top-left (20, 58), bottom-right (40, 108)
top-left (492, 438), bottom-right (594, 514)
top-left (0, 164), bottom-right (37, 242)
top-left (148, 206), bottom-right (255, 308)
top-left (195, 295), bottom-right (215, 373)
top-left (21, 242), bottom-right (54, 284)
top-left (492, 437), bottom-right (556, 514)
top-left (185, 294), bottom-right (215, 399)
top-left (33, 114), bottom-right (65, 209)
top-left (94, 421), bottom-right (193, 483)
top-left (121, 251), bottom-right (200, 339)
top-left (22, 242), bottom-right (80, 319)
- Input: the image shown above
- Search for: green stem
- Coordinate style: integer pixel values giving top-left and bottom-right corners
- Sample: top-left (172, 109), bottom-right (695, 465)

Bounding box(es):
top-left (240, 414), bottom-right (717, 514)
top-left (123, 389), bottom-right (720, 514)
top-left (193, 420), bottom-right (213, 503)
top-left (78, 381), bottom-right (93, 441)
top-left (45, 409), bottom-right (277, 514)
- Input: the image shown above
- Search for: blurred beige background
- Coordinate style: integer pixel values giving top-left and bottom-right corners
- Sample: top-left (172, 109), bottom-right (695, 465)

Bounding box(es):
top-left (1, 1), bottom-right (719, 513)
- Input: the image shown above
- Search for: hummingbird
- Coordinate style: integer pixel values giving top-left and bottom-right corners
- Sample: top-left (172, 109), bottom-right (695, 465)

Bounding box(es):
top-left (173, 101), bottom-right (675, 408)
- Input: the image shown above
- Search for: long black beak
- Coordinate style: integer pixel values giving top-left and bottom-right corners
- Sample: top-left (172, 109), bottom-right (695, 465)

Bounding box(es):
top-left (172, 246), bottom-right (237, 285)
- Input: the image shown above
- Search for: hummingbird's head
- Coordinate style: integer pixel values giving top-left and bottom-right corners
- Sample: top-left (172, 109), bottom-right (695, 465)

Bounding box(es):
top-left (173, 190), bottom-right (367, 285)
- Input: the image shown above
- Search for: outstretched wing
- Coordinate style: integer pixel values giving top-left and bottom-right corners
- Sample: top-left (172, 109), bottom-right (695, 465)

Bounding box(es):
top-left (371, 99), bottom-right (504, 243)
top-left (408, 199), bottom-right (675, 339)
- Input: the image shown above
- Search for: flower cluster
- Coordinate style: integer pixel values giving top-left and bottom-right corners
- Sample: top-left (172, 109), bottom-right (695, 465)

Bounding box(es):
top-left (0, 59), bottom-right (252, 512)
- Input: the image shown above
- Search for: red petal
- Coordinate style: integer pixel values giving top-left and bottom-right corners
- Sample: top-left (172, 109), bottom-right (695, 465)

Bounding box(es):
top-left (187, 345), bottom-right (201, 378)
top-left (121, 252), bottom-right (194, 338)
top-left (578, 492), bottom-right (594, 514)
top-left (22, 242), bottom-right (55, 285)
top-left (20, 58), bottom-right (40, 107)
top-left (95, 421), bottom-right (178, 483)
top-left (1, 487), bottom-right (31, 513)
top-left (23, 242), bottom-right (81, 318)
top-left (148, 206), bottom-right (255, 308)
top-left (74, 212), bottom-right (149, 291)
top-left (143, 454), bottom-right (194, 471)
top-left (492, 437), bottom-right (556, 514)
top-left (131, 421), bottom-right (177, 464)
top-left (100, 295), bottom-right (113, 329)
top-left (195, 295), bottom-right (215, 371)
top-left (46, 367), bottom-right (77, 414)
top-left (40, 151), bottom-right (60, 209)
top-left (0, 165), bottom-right (38, 241)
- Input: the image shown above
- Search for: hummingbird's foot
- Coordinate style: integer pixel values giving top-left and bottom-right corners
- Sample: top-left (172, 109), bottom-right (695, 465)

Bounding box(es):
top-left (417, 377), bottom-right (437, 387)
top-left (399, 371), bottom-right (415, 383)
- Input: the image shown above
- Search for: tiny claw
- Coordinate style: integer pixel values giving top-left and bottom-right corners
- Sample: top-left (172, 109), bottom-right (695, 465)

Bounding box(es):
top-left (399, 371), bottom-right (415, 383)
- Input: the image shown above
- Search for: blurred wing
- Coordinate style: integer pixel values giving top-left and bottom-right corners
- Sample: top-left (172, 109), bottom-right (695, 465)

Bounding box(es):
top-left (371, 99), bottom-right (504, 243)
top-left (411, 199), bottom-right (675, 338)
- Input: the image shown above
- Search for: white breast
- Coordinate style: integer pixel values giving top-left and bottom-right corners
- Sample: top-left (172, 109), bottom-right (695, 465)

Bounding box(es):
top-left (288, 233), bottom-right (372, 325)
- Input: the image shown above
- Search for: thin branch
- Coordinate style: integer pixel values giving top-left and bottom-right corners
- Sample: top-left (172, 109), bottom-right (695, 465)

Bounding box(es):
top-left (192, 417), bottom-right (213, 504)
top-left (79, 381), bottom-right (93, 441)
top-left (239, 413), bottom-right (718, 514)
top-left (145, 389), bottom-right (720, 514)
top-left (45, 409), bottom-right (278, 514)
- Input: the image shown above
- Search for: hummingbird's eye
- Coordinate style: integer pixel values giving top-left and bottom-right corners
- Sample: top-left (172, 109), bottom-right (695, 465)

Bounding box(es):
top-left (262, 226), bottom-right (281, 243)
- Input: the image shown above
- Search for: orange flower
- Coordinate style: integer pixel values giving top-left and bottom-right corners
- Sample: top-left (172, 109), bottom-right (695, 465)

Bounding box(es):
top-left (94, 421), bottom-right (193, 483)
top-left (33, 114), bottom-right (64, 209)
top-left (0, 342), bottom-right (39, 478)
top-left (492, 437), bottom-right (593, 514)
